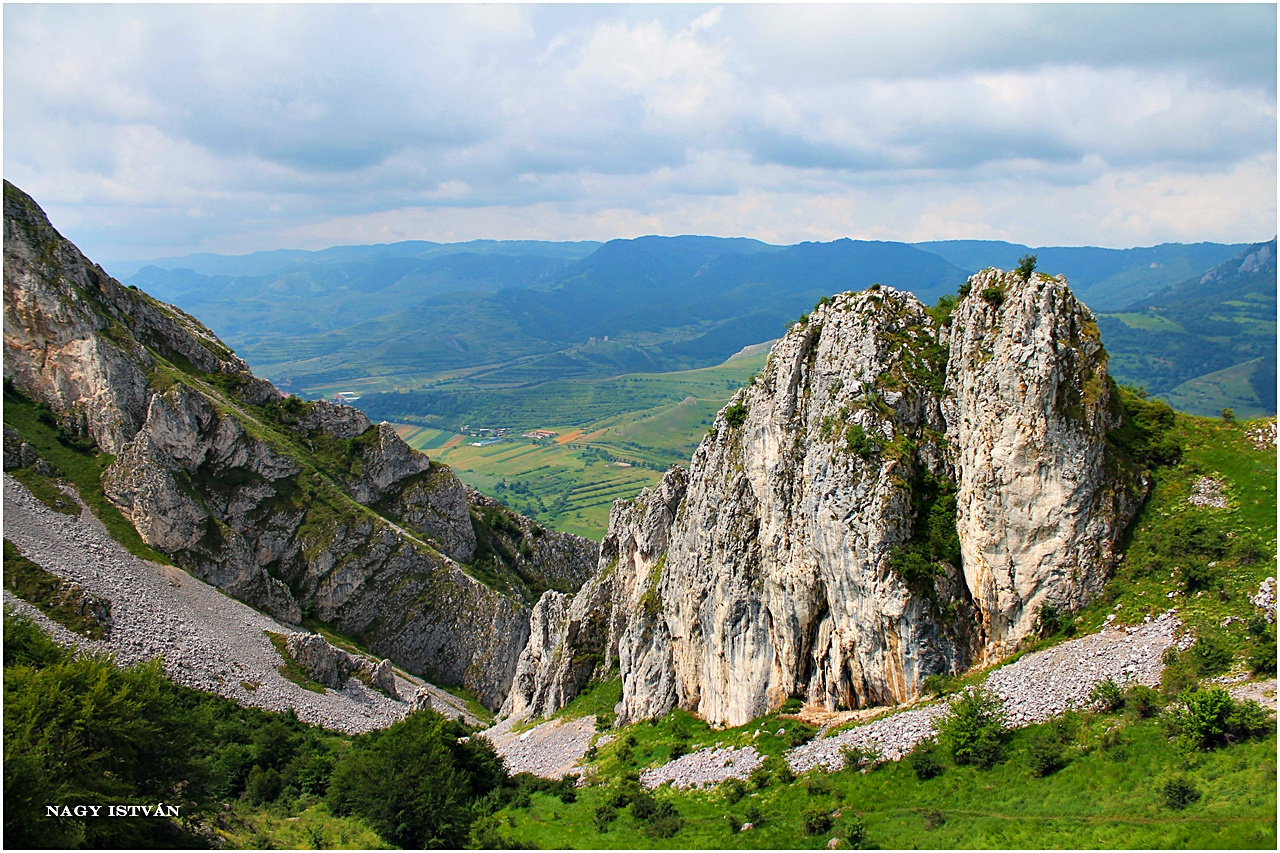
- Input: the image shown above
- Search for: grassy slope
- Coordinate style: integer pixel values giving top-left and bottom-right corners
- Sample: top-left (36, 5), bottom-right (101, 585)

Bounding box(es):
top-left (488, 411), bottom-right (1278, 849)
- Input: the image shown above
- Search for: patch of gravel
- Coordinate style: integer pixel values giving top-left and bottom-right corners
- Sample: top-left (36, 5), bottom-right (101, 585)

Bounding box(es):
top-left (481, 715), bottom-right (598, 778)
top-left (1229, 678), bottom-right (1277, 712)
top-left (1187, 476), bottom-right (1228, 509)
top-left (1251, 577), bottom-right (1276, 623)
top-left (2, 475), bottom-right (478, 732)
top-left (1244, 420), bottom-right (1277, 451)
top-left (640, 745), bottom-right (763, 790)
top-left (784, 611), bottom-right (1180, 774)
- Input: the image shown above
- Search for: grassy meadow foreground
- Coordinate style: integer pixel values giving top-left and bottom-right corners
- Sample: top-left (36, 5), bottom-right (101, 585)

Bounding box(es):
top-left (5, 405), bottom-right (1275, 849)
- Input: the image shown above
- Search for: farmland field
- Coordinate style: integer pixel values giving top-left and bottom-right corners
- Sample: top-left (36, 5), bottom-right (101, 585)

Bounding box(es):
top-left (393, 352), bottom-right (768, 539)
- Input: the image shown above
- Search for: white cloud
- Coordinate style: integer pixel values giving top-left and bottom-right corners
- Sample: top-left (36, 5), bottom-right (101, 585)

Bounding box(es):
top-left (3, 3), bottom-right (1274, 261)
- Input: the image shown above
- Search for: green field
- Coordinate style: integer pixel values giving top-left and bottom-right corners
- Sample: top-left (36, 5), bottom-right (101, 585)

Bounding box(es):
top-left (396, 353), bottom-right (767, 539)
top-left (1163, 359), bottom-right (1271, 420)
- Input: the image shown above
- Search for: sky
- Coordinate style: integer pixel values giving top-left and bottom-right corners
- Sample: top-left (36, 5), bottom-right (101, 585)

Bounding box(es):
top-left (4, 3), bottom-right (1277, 264)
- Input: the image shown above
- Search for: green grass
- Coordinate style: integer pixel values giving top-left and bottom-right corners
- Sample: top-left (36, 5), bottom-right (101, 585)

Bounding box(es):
top-left (1070, 413), bottom-right (1276, 663)
top-left (213, 800), bottom-right (387, 850)
top-left (3, 539), bottom-right (110, 639)
top-left (2, 384), bottom-right (170, 564)
top-left (1106, 312), bottom-right (1188, 333)
top-left (264, 630), bottom-right (328, 694)
top-left (7, 466), bottom-right (80, 515)
top-left (493, 717), bottom-right (1275, 850)
top-left (1164, 360), bottom-right (1269, 420)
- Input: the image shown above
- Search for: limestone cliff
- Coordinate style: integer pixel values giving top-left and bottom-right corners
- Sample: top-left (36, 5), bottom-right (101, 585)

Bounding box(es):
top-left (505, 273), bottom-right (1143, 727)
top-left (2, 181), bottom-right (598, 708)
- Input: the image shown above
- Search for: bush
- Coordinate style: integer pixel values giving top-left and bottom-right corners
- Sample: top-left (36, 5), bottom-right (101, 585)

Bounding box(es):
top-left (327, 709), bottom-right (507, 849)
top-left (1024, 729), bottom-right (1067, 777)
top-left (1035, 603), bottom-right (1062, 638)
top-left (595, 710), bottom-right (615, 731)
top-left (1247, 618), bottom-right (1277, 675)
top-left (723, 402), bottom-right (748, 428)
top-left (1188, 635), bottom-right (1232, 677)
top-left (722, 777), bottom-right (746, 804)
top-left (1160, 775), bottom-right (1201, 810)
top-left (245, 764), bottom-right (283, 805)
top-left (1164, 687), bottom-right (1270, 750)
top-left (842, 813), bottom-right (869, 848)
top-left (920, 674), bottom-right (957, 697)
top-left (1016, 254), bottom-right (1037, 278)
top-left (1126, 684), bottom-right (1161, 718)
top-left (592, 804), bottom-right (617, 832)
top-left (934, 687), bottom-right (1009, 768)
top-left (802, 806), bottom-right (833, 835)
top-left (1089, 678), bottom-right (1125, 713)
top-left (743, 802), bottom-right (763, 826)
top-left (845, 422), bottom-right (881, 457)
top-left (630, 791), bottom-right (659, 821)
top-left (981, 286), bottom-right (1006, 307)
top-left (841, 745), bottom-right (876, 772)
top-left (780, 696), bottom-right (804, 714)
top-left (908, 741), bottom-right (944, 780)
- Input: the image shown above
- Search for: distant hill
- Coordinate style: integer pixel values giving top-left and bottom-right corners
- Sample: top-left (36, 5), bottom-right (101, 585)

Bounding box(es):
top-left (234, 236), bottom-right (970, 391)
top-left (1096, 239), bottom-right (1277, 417)
top-left (124, 233), bottom-right (1269, 414)
top-left (915, 240), bottom-right (1248, 310)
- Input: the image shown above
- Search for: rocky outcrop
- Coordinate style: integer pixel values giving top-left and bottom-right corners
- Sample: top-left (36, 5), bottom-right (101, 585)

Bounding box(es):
top-left (2, 181), bottom-right (598, 710)
top-left (284, 632), bottom-right (399, 698)
top-left (508, 273), bottom-right (1143, 727)
top-left (944, 268), bottom-right (1137, 653)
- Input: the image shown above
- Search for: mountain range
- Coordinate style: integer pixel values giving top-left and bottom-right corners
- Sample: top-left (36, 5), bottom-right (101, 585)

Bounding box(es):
top-left (121, 236), bottom-right (1265, 417)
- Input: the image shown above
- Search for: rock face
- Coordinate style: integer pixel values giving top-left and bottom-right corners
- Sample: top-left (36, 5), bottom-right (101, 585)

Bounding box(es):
top-left (2, 181), bottom-right (598, 709)
top-left (507, 273), bottom-right (1143, 727)
top-left (285, 632), bottom-right (399, 698)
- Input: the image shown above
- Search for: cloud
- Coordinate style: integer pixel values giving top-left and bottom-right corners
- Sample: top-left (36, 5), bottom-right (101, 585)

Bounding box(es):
top-left (3, 3), bottom-right (1274, 260)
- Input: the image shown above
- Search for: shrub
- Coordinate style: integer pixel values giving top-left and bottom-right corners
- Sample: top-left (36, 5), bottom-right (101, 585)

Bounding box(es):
top-left (1089, 678), bottom-right (1125, 713)
top-left (1221, 408), bottom-right (1236, 422)
top-left (767, 754), bottom-right (795, 785)
top-left (981, 286), bottom-right (1006, 307)
top-left (802, 806), bottom-right (833, 835)
top-left (722, 777), bottom-right (746, 804)
top-left (920, 674), bottom-right (956, 697)
top-left (804, 772), bottom-right (834, 796)
top-left (723, 402), bottom-right (748, 428)
top-left (842, 813), bottom-right (869, 847)
top-left (845, 423), bottom-right (881, 457)
top-left (724, 814), bottom-right (740, 834)
top-left (1164, 687), bottom-right (1271, 750)
top-left (245, 765), bottom-right (283, 805)
top-left (1024, 729), bottom-right (1067, 777)
top-left (781, 696), bottom-right (804, 713)
top-left (921, 809), bottom-right (945, 830)
top-left (841, 745), bottom-right (877, 772)
top-left (1178, 561), bottom-right (1217, 594)
top-left (1247, 618), bottom-right (1277, 675)
top-left (1188, 635), bottom-right (1232, 677)
top-left (1160, 775), bottom-right (1201, 810)
top-left (593, 804), bottom-right (617, 832)
top-left (595, 710), bottom-right (615, 731)
top-left (327, 709), bottom-right (507, 849)
top-left (743, 802), bottom-right (764, 825)
top-left (908, 740), bottom-right (944, 780)
top-left (1035, 603), bottom-right (1062, 638)
top-left (1126, 684), bottom-right (1161, 718)
top-left (1016, 254), bottom-right (1038, 279)
top-left (934, 687), bottom-right (1009, 768)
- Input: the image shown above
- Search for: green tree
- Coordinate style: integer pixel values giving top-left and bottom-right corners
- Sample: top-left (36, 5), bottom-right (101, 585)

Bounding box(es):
top-left (1016, 254), bottom-right (1038, 279)
top-left (933, 687), bottom-right (1009, 768)
top-left (327, 710), bottom-right (507, 848)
